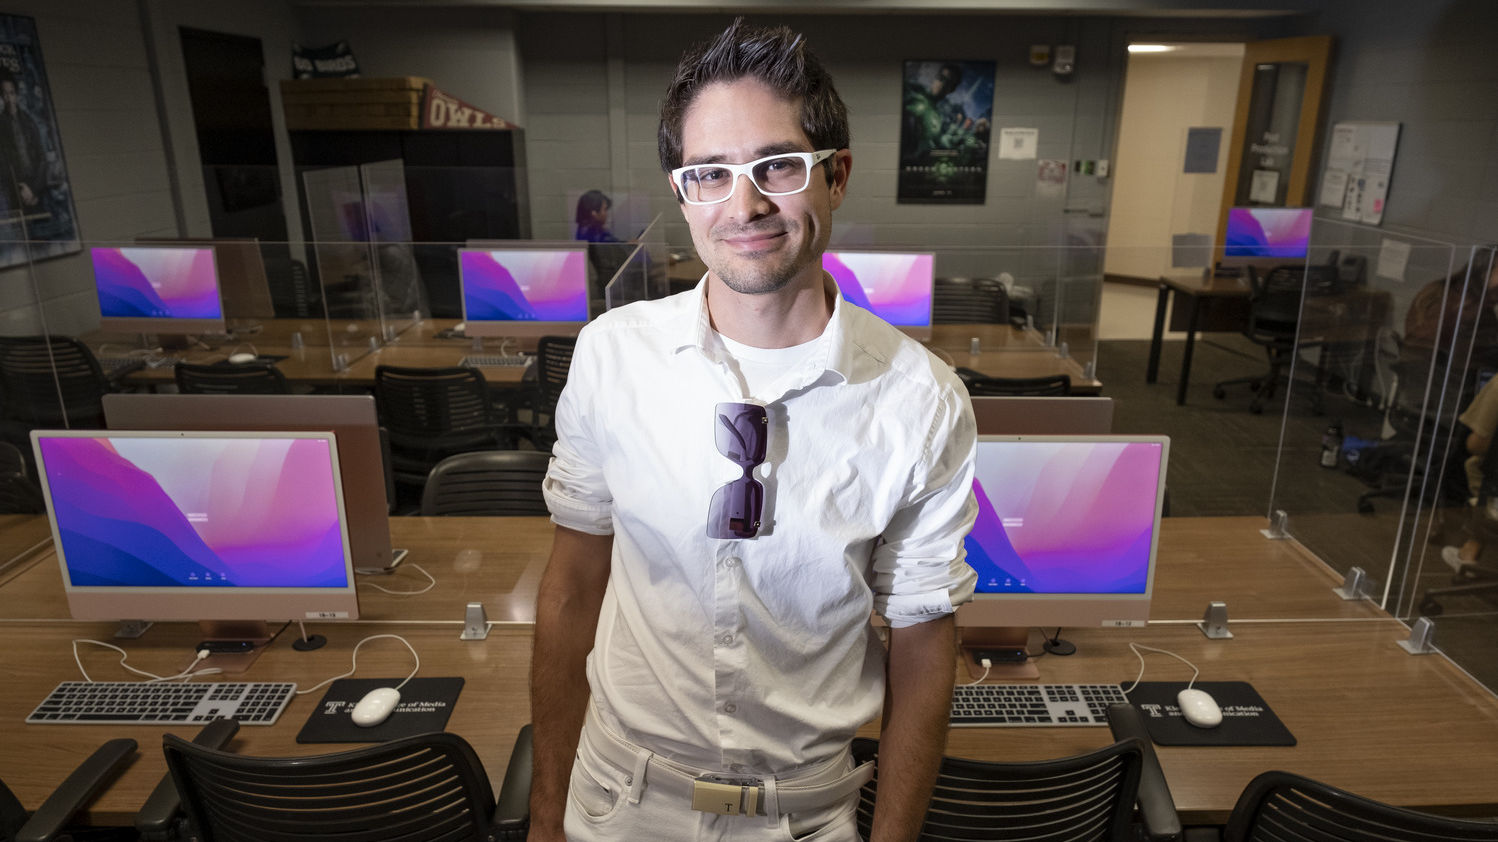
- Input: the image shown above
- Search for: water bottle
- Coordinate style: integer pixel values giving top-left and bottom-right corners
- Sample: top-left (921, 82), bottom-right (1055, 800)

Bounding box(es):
top-left (1320, 421), bottom-right (1344, 469)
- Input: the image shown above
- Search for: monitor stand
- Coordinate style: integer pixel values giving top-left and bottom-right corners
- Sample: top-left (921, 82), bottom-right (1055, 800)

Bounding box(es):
top-left (960, 626), bottom-right (1039, 681)
top-left (192, 620), bottom-right (273, 674)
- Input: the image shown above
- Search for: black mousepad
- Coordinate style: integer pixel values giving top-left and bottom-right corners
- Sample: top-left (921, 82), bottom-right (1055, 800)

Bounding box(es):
top-left (297, 677), bottom-right (463, 743)
top-left (1123, 681), bottom-right (1295, 746)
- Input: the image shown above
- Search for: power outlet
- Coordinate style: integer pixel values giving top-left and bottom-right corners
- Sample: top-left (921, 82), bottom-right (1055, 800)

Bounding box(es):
top-left (1096, 159), bottom-right (1110, 177)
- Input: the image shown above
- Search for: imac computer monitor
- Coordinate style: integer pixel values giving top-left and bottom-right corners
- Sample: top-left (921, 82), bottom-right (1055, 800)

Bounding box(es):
top-left (970, 396), bottom-right (1114, 436)
top-left (137, 237), bottom-right (276, 320)
top-left (458, 245), bottom-right (590, 338)
top-left (957, 434), bottom-right (1169, 678)
top-left (823, 250), bottom-right (935, 341)
top-left (103, 393), bottom-right (400, 575)
top-left (1224, 207), bottom-right (1313, 259)
top-left (91, 245), bottom-right (226, 334)
top-left (31, 430), bottom-right (359, 629)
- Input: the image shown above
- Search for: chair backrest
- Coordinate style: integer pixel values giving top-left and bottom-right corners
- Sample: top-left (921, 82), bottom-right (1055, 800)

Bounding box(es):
top-left (934, 277), bottom-right (1011, 325)
top-left (960, 369), bottom-right (1072, 397)
top-left (535, 335), bottom-right (577, 415)
top-left (853, 736), bottom-right (1143, 842)
top-left (374, 365), bottom-right (497, 442)
top-left (421, 449), bottom-right (552, 516)
top-left (1223, 770), bottom-right (1498, 842)
top-left (174, 362), bottom-right (290, 395)
top-left (0, 335), bottom-right (110, 427)
top-left (163, 731), bottom-right (497, 842)
top-left (1249, 266), bottom-right (1308, 331)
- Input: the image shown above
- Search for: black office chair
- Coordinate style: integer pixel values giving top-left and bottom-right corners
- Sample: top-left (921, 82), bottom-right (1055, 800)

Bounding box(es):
top-left (530, 335), bottom-right (577, 452)
top-left (420, 449), bottom-right (551, 516)
top-left (1419, 419), bottom-right (1498, 615)
top-left (0, 335), bottom-right (112, 429)
top-left (851, 733), bottom-right (1145, 842)
top-left (162, 728), bottom-right (531, 842)
top-left (374, 365), bottom-right (522, 489)
top-left (934, 277), bottom-right (1011, 325)
top-left (1212, 266), bottom-right (1325, 415)
top-left (0, 442), bottom-right (41, 515)
top-left (1221, 770), bottom-right (1498, 842)
top-left (0, 738), bottom-right (137, 842)
top-left (957, 368), bottom-right (1072, 396)
top-left (134, 719), bottom-right (239, 842)
top-left (1354, 346), bottom-right (1469, 515)
top-left (174, 361), bottom-right (290, 395)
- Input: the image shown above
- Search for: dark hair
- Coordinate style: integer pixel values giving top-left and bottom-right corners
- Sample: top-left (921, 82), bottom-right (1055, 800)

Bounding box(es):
top-left (657, 19), bottom-right (849, 176)
top-left (575, 189), bottom-right (611, 227)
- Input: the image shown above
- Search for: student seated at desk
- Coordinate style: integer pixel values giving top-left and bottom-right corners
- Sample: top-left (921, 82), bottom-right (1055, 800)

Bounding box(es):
top-left (1445, 375), bottom-right (1498, 572)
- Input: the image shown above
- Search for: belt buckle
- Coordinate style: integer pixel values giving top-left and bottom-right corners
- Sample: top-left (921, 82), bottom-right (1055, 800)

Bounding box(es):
top-left (690, 774), bottom-right (762, 816)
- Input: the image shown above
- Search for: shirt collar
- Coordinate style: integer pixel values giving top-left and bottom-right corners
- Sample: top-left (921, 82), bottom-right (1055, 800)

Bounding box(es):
top-left (672, 271), bottom-right (860, 386)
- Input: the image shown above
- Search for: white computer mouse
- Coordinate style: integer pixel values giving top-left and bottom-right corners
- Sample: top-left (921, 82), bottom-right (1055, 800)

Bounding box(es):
top-left (227, 352), bottom-right (258, 364)
top-left (350, 687), bottom-right (402, 727)
top-left (1177, 687), bottom-right (1222, 728)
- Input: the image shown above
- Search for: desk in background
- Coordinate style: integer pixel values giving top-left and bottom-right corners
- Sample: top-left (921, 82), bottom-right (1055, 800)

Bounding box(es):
top-left (1147, 271), bottom-right (1390, 406)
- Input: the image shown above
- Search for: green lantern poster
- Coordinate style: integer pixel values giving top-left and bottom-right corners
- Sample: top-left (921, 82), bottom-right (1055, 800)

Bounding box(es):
top-left (898, 60), bottom-right (995, 204)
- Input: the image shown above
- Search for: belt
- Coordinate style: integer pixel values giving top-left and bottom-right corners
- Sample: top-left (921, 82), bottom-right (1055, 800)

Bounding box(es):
top-left (582, 706), bottom-right (875, 818)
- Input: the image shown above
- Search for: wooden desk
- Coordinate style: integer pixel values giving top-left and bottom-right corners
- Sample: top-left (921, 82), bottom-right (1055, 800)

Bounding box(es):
top-left (5, 517), bottom-right (1497, 825)
top-left (0, 517), bottom-right (1366, 625)
top-left (1147, 273), bottom-right (1391, 407)
top-left (929, 324), bottom-right (1102, 394)
top-left (1147, 271), bottom-right (1253, 406)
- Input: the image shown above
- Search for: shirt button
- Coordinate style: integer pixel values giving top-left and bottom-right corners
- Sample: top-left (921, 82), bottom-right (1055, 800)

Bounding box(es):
top-left (723, 703), bottom-right (737, 714)
top-left (723, 557), bottom-right (740, 569)
top-left (716, 633), bottom-right (734, 646)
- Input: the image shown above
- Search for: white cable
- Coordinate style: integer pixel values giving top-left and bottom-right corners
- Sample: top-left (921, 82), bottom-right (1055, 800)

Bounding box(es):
top-left (1122, 643), bottom-right (1200, 694)
top-left (964, 657), bottom-right (993, 686)
top-left (71, 640), bottom-right (223, 683)
top-left (294, 633), bottom-right (420, 696)
top-left (358, 563), bottom-right (436, 596)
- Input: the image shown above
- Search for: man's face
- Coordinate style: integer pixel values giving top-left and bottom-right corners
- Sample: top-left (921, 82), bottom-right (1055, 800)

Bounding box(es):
top-left (670, 77), bottom-right (848, 297)
top-left (1, 81), bottom-right (16, 114)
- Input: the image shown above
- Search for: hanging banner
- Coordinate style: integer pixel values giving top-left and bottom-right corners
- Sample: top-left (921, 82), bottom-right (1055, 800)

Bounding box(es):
top-left (422, 85), bottom-right (514, 130)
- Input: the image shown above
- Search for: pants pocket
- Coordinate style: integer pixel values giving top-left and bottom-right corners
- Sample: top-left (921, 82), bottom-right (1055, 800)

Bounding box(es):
top-left (567, 755), bottom-right (622, 821)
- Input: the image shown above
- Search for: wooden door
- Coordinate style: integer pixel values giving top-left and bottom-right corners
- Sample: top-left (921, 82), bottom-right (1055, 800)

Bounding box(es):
top-left (1215, 36), bottom-right (1334, 251)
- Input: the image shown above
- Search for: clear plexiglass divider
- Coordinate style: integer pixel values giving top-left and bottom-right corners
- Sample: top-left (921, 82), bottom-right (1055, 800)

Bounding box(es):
top-left (1257, 218), bottom-right (1498, 690)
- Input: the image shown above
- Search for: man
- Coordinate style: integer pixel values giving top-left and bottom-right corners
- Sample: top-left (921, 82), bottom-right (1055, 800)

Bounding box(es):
top-left (532, 20), bottom-right (977, 842)
top-left (0, 70), bottom-right (47, 213)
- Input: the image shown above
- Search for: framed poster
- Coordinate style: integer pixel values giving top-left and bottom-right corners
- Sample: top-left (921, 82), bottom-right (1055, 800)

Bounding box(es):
top-left (0, 14), bottom-right (80, 269)
top-left (898, 60), bottom-right (994, 204)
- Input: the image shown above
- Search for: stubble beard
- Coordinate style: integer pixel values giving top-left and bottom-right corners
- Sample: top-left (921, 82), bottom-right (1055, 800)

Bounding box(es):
top-left (704, 220), bottom-right (815, 296)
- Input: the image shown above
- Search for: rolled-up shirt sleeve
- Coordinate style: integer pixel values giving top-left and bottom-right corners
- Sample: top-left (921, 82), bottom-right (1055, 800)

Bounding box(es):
top-left (542, 328), bottom-right (615, 535)
top-left (870, 377), bottom-right (978, 628)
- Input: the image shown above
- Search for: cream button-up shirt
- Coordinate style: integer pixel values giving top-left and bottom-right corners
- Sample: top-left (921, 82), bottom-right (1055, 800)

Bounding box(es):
top-left (543, 277), bottom-right (977, 776)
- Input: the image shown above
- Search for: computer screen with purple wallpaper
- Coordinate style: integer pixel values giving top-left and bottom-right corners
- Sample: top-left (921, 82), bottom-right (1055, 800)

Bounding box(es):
top-left (31, 431), bottom-right (358, 623)
top-left (90, 245), bottom-right (225, 333)
top-left (823, 251), bottom-right (934, 340)
top-left (1224, 207), bottom-right (1313, 259)
top-left (957, 435), bottom-right (1168, 637)
top-left (459, 246), bottom-right (590, 338)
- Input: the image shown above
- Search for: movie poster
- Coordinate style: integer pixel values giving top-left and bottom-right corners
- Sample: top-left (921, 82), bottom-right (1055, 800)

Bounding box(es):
top-left (898, 60), bottom-right (995, 204)
top-left (0, 14), bottom-right (79, 269)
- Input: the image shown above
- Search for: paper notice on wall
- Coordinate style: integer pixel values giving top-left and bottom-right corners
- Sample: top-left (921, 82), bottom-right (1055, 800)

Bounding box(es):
top-left (1248, 169), bottom-right (1280, 204)
top-left (1317, 169), bottom-right (1349, 208)
top-left (1323, 121), bottom-right (1399, 224)
top-left (999, 128), bottom-right (1038, 160)
top-left (1036, 158), bottom-right (1067, 198)
top-left (1377, 238), bottom-right (1411, 282)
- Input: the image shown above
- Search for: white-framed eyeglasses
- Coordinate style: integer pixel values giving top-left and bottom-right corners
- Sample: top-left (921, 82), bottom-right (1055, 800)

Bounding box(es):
top-left (670, 149), bottom-right (838, 206)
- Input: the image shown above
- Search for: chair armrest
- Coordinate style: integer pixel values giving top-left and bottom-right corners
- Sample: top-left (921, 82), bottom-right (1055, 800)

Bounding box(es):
top-left (1107, 703), bottom-right (1182, 842)
top-left (15, 738), bottom-right (137, 842)
top-left (134, 719), bottom-right (240, 840)
top-left (492, 724), bottom-right (533, 839)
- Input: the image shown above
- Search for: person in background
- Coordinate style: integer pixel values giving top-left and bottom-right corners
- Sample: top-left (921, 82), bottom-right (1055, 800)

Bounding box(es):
top-left (529, 19), bottom-right (977, 842)
top-left (575, 189), bottom-right (620, 243)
